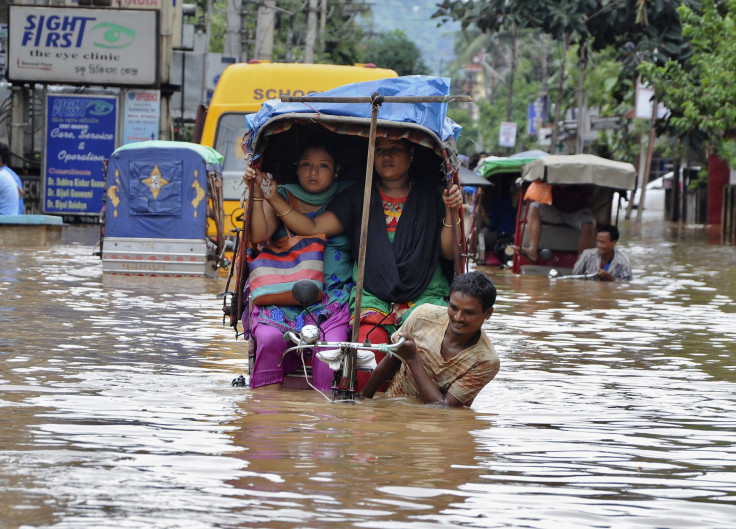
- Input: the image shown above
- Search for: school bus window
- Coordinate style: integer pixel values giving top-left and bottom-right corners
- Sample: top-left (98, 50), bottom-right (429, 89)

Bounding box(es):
top-left (214, 113), bottom-right (248, 200)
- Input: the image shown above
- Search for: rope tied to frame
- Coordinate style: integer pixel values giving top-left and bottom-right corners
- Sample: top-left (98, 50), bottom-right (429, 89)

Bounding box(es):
top-left (371, 92), bottom-right (384, 108)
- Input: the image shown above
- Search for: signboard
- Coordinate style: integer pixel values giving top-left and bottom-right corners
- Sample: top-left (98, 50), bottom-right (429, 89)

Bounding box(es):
top-left (635, 84), bottom-right (668, 119)
top-left (590, 116), bottom-right (622, 131)
top-left (499, 122), bottom-right (517, 148)
top-left (206, 54), bottom-right (236, 104)
top-left (44, 94), bottom-right (118, 216)
top-left (7, 6), bottom-right (159, 86)
top-left (110, 0), bottom-right (183, 49)
top-left (123, 89), bottom-right (160, 144)
top-left (527, 96), bottom-right (548, 135)
top-left (0, 24), bottom-right (7, 80)
top-left (538, 127), bottom-right (552, 147)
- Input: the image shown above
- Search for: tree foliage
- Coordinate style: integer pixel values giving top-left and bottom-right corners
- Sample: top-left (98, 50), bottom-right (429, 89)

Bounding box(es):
top-left (432, 0), bottom-right (698, 159)
top-left (361, 30), bottom-right (430, 75)
top-left (434, 0), bottom-right (692, 62)
top-left (205, 0), bottom-right (368, 64)
top-left (639, 0), bottom-right (736, 167)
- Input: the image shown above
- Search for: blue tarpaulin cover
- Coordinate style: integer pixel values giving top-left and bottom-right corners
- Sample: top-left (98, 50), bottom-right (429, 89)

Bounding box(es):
top-left (244, 76), bottom-right (461, 145)
top-left (105, 141), bottom-right (223, 239)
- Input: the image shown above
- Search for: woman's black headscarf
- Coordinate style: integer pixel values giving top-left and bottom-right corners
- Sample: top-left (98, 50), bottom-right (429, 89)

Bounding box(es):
top-left (329, 175), bottom-right (446, 303)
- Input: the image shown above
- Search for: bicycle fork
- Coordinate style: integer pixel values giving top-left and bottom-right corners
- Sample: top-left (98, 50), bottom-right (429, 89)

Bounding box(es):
top-left (333, 345), bottom-right (358, 402)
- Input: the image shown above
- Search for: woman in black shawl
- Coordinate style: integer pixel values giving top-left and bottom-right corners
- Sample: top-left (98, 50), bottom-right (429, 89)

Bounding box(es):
top-left (247, 137), bottom-right (462, 356)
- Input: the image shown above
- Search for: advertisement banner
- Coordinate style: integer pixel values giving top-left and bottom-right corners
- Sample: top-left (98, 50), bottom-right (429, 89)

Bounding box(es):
top-left (527, 96), bottom-right (548, 135)
top-left (8, 6), bottom-right (158, 86)
top-left (44, 94), bottom-right (118, 216)
top-left (499, 122), bottom-right (517, 148)
top-left (122, 89), bottom-right (160, 144)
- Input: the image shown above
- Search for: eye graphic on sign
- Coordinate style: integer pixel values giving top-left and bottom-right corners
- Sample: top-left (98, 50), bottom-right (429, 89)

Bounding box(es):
top-left (89, 23), bottom-right (136, 49)
top-left (85, 100), bottom-right (115, 116)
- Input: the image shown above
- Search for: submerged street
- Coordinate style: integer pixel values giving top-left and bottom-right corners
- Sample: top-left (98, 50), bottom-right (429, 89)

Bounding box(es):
top-left (1, 219), bottom-right (735, 528)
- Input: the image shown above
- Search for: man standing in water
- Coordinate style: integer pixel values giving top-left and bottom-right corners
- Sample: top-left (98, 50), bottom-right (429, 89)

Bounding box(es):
top-left (572, 224), bottom-right (632, 281)
top-left (360, 272), bottom-right (499, 407)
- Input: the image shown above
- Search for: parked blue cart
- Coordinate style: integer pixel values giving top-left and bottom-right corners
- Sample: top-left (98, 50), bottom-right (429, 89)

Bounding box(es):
top-left (101, 141), bottom-right (226, 277)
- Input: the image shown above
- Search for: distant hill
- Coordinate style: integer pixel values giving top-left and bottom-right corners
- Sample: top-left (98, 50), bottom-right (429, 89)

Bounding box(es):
top-left (360, 0), bottom-right (460, 76)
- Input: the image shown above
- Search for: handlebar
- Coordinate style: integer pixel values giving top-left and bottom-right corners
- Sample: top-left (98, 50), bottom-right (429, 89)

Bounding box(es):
top-left (283, 334), bottom-right (406, 355)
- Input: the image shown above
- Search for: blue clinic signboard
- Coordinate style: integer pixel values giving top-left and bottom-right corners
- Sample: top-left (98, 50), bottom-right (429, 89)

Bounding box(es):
top-left (44, 94), bottom-right (118, 215)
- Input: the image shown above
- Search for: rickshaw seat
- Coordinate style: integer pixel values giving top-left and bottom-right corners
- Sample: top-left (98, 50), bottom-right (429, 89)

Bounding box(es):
top-left (521, 222), bottom-right (579, 252)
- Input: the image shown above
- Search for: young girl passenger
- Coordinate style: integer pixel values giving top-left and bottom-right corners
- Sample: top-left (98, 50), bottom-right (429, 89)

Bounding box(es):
top-left (244, 142), bottom-right (353, 391)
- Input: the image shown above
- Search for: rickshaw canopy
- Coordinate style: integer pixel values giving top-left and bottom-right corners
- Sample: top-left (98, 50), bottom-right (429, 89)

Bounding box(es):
top-left (521, 154), bottom-right (637, 190)
top-left (244, 75), bottom-right (461, 148)
top-left (241, 76), bottom-right (464, 181)
top-left (478, 156), bottom-right (545, 179)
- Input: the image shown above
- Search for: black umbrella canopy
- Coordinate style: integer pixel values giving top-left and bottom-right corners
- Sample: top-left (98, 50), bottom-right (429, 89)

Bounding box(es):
top-left (458, 166), bottom-right (493, 187)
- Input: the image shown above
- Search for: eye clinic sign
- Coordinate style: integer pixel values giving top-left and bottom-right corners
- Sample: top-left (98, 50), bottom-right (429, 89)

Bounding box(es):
top-left (7, 6), bottom-right (159, 87)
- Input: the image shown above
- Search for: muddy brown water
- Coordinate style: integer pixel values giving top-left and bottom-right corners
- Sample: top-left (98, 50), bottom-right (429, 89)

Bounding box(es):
top-left (1, 220), bottom-right (735, 528)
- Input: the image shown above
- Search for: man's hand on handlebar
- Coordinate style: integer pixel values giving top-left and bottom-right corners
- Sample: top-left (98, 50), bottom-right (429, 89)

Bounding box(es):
top-left (391, 333), bottom-right (417, 362)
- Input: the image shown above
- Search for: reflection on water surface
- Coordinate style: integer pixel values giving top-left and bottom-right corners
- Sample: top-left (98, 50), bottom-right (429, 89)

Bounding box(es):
top-left (1, 222), bottom-right (735, 528)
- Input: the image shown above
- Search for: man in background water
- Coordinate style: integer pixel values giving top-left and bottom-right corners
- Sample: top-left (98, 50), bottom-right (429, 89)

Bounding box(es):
top-left (572, 224), bottom-right (632, 281)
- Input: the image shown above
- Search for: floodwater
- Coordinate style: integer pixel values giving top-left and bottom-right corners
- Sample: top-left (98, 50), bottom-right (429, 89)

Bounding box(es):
top-left (1, 219), bottom-right (735, 529)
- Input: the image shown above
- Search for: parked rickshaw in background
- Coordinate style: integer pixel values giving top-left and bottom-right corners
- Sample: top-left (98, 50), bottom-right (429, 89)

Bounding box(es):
top-left (457, 165), bottom-right (492, 265)
top-left (466, 154), bottom-right (546, 266)
top-left (100, 141), bottom-right (227, 278)
top-left (512, 154), bottom-right (637, 275)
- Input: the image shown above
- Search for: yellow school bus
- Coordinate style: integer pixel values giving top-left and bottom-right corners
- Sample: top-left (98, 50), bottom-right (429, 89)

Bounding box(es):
top-left (200, 61), bottom-right (397, 240)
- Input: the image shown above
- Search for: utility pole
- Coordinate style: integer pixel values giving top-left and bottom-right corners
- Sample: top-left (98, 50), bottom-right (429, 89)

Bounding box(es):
top-left (200, 0), bottom-right (212, 105)
top-left (224, 0), bottom-right (242, 60)
top-left (505, 24), bottom-right (517, 122)
top-left (241, 0), bottom-right (249, 61)
top-left (550, 34), bottom-right (569, 153)
top-left (575, 44), bottom-right (587, 154)
top-left (159, 0), bottom-right (175, 140)
top-left (254, 0), bottom-right (275, 61)
top-left (305, 0), bottom-right (318, 63)
top-left (318, 0), bottom-right (327, 58)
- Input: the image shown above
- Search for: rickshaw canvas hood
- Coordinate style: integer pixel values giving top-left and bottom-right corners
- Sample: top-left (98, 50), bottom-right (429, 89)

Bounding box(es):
top-left (244, 75), bottom-right (461, 144)
top-left (521, 154), bottom-right (637, 190)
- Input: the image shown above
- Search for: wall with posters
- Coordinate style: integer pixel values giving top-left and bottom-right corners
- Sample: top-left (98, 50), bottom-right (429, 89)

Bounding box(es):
top-left (44, 94), bottom-right (118, 216)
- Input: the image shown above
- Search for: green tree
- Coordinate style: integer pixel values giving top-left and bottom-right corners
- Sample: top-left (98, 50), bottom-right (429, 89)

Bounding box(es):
top-left (204, 0), bottom-right (368, 64)
top-left (361, 30), bottom-right (430, 75)
top-left (447, 31), bottom-right (550, 154)
top-left (639, 0), bottom-right (736, 168)
top-left (434, 0), bottom-right (693, 156)
top-left (434, 0), bottom-right (691, 61)
top-left (448, 106), bottom-right (481, 155)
